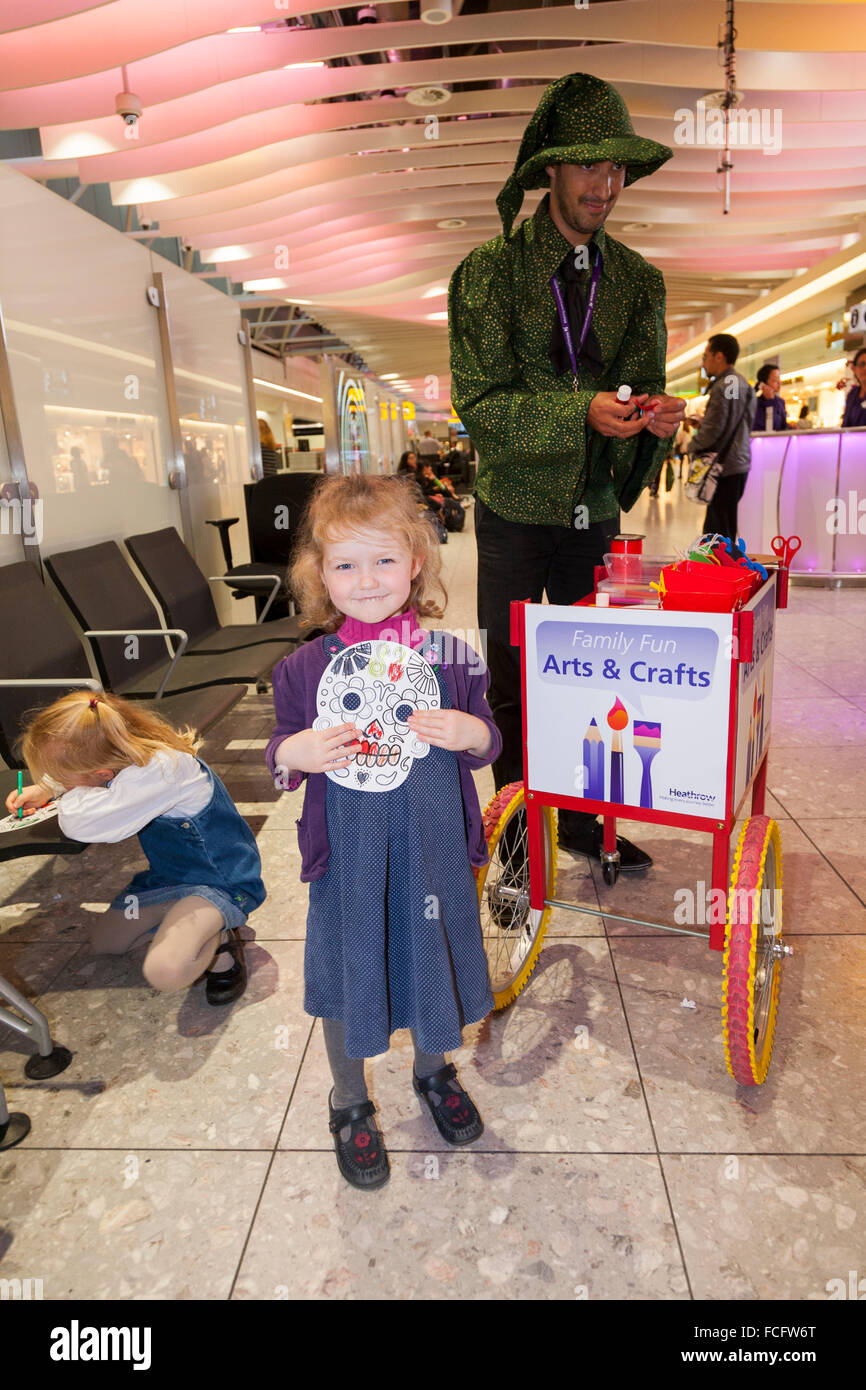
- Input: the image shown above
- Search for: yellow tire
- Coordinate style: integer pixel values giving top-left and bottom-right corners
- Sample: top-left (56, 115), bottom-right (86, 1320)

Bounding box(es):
top-left (722, 816), bottom-right (784, 1085)
top-left (474, 782), bottom-right (558, 1010)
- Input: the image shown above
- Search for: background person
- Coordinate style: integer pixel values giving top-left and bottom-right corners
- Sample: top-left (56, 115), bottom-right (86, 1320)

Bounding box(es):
top-left (8, 693), bottom-right (263, 1005)
top-left (841, 347), bottom-right (866, 428)
top-left (752, 363), bottom-right (787, 432)
top-left (258, 417), bottom-right (282, 476)
top-left (449, 72), bottom-right (685, 871)
top-left (689, 334), bottom-right (755, 541)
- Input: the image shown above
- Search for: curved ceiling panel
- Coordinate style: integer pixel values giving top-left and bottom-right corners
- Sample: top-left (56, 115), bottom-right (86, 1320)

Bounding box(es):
top-left (2, 0), bottom-right (865, 390)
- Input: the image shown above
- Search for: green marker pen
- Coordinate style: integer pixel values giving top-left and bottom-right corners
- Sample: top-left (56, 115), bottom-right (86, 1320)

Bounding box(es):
top-left (17, 769), bottom-right (23, 818)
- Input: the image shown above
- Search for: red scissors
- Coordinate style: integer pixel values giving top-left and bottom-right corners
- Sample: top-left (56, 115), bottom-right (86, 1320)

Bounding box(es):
top-left (771, 534), bottom-right (801, 567)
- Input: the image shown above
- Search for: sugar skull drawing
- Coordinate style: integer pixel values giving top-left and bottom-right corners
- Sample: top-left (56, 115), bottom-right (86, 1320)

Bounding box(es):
top-left (314, 640), bottom-right (441, 791)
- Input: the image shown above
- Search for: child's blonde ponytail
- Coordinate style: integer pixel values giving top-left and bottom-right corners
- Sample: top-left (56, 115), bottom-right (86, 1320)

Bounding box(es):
top-left (20, 691), bottom-right (200, 788)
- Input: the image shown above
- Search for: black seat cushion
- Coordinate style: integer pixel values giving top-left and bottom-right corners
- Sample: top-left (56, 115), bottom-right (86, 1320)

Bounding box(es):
top-left (125, 527), bottom-right (220, 646)
top-left (0, 562), bottom-right (94, 767)
top-left (45, 542), bottom-right (173, 693)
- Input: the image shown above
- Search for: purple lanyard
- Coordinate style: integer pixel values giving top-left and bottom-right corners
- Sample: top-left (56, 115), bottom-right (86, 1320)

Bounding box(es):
top-left (550, 249), bottom-right (602, 385)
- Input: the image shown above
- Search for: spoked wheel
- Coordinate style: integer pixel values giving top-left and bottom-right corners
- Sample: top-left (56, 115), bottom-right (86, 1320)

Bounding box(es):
top-left (475, 782), bottom-right (558, 1010)
top-left (722, 816), bottom-right (787, 1086)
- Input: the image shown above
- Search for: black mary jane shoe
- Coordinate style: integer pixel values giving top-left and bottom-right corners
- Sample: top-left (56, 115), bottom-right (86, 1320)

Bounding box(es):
top-left (328, 1090), bottom-right (390, 1190)
top-left (205, 928), bottom-right (248, 1006)
top-left (413, 1063), bottom-right (484, 1146)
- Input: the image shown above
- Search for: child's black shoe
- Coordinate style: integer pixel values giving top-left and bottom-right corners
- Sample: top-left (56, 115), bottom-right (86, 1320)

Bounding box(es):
top-left (413, 1063), bottom-right (483, 1145)
top-left (328, 1090), bottom-right (390, 1190)
top-left (205, 927), bottom-right (247, 1006)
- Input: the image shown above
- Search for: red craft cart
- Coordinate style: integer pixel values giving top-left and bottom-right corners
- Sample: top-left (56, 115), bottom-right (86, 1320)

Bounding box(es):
top-left (474, 556), bottom-right (795, 1087)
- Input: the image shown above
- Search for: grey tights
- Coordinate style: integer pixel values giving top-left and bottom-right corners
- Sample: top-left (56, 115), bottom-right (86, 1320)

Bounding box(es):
top-left (322, 1017), bottom-right (446, 1110)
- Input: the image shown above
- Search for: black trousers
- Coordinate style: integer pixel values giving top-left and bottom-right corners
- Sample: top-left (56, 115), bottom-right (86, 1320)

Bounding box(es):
top-left (704, 472), bottom-right (747, 541)
top-left (475, 497), bottom-right (619, 833)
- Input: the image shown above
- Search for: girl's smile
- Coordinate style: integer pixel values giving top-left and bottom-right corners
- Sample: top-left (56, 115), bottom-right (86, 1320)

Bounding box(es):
top-left (322, 531), bottom-right (421, 623)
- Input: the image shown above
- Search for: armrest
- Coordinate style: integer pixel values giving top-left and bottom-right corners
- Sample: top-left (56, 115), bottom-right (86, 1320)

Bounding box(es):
top-left (0, 677), bottom-right (103, 692)
top-left (208, 574), bottom-right (282, 624)
top-left (83, 628), bottom-right (189, 701)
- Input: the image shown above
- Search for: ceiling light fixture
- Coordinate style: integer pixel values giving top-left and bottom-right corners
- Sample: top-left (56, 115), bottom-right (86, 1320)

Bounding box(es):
top-left (666, 250), bottom-right (866, 373)
top-left (422, 286), bottom-right (447, 299)
top-left (253, 379), bottom-right (323, 404)
top-left (426, 311), bottom-right (448, 321)
top-left (381, 373), bottom-right (401, 380)
top-left (437, 218), bottom-right (466, 230)
top-left (406, 85), bottom-right (451, 107)
top-left (420, 0), bottom-right (452, 22)
top-left (283, 61), bottom-right (325, 69)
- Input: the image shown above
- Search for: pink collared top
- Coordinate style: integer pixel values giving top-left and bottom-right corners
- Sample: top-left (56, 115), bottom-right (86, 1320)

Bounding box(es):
top-left (335, 606), bottom-right (425, 650)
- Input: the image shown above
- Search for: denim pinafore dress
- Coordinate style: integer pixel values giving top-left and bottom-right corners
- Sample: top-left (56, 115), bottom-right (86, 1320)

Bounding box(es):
top-left (304, 631), bottom-right (494, 1058)
top-left (109, 760), bottom-right (265, 931)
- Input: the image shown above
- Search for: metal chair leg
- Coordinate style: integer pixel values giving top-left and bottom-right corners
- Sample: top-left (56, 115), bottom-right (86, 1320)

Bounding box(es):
top-left (0, 975), bottom-right (73, 1079)
top-left (0, 1073), bottom-right (31, 1150)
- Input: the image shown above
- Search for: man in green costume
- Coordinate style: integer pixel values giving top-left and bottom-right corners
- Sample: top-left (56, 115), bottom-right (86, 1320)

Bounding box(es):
top-left (450, 72), bottom-right (686, 870)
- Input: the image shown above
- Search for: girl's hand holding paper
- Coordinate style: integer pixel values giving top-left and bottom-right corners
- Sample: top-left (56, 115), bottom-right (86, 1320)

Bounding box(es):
top-left (406, 709), bottom-right (492, 758)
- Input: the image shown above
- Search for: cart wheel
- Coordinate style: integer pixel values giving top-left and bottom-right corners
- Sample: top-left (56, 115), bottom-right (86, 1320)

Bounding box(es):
top-left (475, 782), bottom-right (558, 1010)
top-left (602, 861), bottom-right (618, 887)
top-left (722, 816), bottom-right (785, 1086)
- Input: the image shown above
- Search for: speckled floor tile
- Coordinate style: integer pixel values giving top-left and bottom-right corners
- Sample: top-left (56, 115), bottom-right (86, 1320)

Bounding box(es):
top-left (233, 1151), bottom-right (688, 1300)
top-left (767, 746), bottom-right (866, 818)
top-left (787, 659), bottom-right (866, 712)
top-left (772, 657), bottom-right (839, 701)
top-left (250, 828), bottom-right (308, 939)
top-left (2, 940), bottom-right (312, 1149)
top-left (0, 1149), bottom-right (270, 1300)
top-left (772, 696), bottom-right (866, 746)
top-left (279, 938), bottom-right (656, 1156)
top-left (609, 935), bottom-right (866, 1154)
top-left (797, 818), bottom-right (866, 902)
top-left (662, 1155), bottom-right (866, 1301)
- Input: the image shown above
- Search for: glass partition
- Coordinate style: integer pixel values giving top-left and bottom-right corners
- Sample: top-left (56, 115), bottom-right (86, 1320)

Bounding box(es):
top-left (156, 259), bottom-right (256, 623)
top-left (0, 163), bottom-right (180, 559)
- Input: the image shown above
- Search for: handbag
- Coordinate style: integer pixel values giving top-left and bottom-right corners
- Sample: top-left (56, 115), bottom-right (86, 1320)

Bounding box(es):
top-left (684, 394), bottom-right (751, 504)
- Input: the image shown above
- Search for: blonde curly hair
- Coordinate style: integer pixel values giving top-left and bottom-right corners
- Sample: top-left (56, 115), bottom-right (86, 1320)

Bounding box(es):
top-left (290, 473), bottom-right (447, 632)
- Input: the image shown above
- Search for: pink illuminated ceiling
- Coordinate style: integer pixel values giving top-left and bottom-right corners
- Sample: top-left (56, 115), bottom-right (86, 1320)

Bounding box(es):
top-left (2, 0), bottom-right (866, 399)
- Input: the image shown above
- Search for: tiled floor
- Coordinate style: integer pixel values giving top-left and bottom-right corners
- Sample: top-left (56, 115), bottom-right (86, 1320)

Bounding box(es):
top-left (1, 487), bottom-right (864, 1301)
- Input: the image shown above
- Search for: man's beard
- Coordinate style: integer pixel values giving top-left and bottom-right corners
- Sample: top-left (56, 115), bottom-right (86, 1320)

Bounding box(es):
top-left (559, 195), bottom-right (614, 237)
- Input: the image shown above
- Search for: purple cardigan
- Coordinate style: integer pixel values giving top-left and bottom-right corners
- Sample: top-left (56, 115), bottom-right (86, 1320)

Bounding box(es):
top-left (265, 630), bottom-right (502, 882)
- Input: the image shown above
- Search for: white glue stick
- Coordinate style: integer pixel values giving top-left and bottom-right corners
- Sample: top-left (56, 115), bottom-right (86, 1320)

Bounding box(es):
top-left (616, 385), bottom-right (632, 404)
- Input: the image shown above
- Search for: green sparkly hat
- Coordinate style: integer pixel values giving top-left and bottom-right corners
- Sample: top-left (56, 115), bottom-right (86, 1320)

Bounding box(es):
top-left (497, 73), bottom-right (673, 238)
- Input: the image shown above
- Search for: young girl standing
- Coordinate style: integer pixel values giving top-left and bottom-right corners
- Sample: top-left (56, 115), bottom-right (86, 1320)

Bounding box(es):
top-left (7, 694), bottom-right (265, 1004)
top-left (267, 474), bottom-right (500, 1189)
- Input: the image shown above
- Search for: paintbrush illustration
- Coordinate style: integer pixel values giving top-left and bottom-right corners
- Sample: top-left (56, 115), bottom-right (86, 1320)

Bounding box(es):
top-left (582, 718), bottom-right (605, 799)
top-left (633, 721), bottom-right (662, 809)
top-left (606, 697), bottom-right (629, 803)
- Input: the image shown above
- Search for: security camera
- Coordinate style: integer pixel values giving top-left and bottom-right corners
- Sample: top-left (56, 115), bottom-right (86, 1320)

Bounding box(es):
top-left (139, 216), bottom-right (153, 231)
top-left (115, 90), bottom-right (142, 129)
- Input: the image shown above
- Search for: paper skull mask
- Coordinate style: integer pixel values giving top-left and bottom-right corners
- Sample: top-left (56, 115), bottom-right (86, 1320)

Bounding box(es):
top-left (314, 639), bottom-right (441, 791)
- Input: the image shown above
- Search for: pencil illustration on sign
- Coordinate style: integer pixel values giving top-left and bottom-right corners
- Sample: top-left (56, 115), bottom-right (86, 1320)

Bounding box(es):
top-left (582, 717), bottom-right (605, 799)
top-left (606, 697), bottom-right (629, 802)
top-left (633, 721), bottom-right (662, 808)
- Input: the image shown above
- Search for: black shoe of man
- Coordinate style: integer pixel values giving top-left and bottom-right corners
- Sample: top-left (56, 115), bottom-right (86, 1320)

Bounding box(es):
top-left (557, 819), bottom-right (653, 872)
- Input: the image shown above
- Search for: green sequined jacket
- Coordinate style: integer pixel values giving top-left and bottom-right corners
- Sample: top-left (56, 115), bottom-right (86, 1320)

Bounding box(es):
top-left (449, 195), bottom-right (670, 527)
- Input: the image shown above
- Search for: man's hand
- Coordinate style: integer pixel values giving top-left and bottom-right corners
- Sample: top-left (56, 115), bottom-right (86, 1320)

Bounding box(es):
top-left (406, 709), bottom-right (492, 758)
top-left (641, 394), bottom-right (686, 438)
top-left (587, 392), bottom-right (648, 439)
